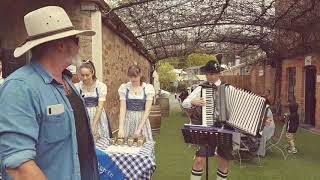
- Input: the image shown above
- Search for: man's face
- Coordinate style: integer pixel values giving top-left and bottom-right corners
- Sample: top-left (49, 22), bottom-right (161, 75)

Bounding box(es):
top-left (205, 72), bottom-right (220, 83)
top-left (63, 36), bottom-right (80, 66)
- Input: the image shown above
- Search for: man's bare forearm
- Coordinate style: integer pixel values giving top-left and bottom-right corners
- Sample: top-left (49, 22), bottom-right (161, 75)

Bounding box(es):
top-left (6, 160), bottom-right (47, 180)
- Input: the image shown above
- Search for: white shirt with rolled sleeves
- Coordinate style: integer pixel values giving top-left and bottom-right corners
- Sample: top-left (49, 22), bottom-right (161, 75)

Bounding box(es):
top-left (182, 79), bottom-right (222, 109)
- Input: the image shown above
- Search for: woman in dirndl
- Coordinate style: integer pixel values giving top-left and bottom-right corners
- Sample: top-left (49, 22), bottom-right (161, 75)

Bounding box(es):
top-left (117, 65), bottom-right (155, 141)
top-left (75, 60), bottom-right (112, 140)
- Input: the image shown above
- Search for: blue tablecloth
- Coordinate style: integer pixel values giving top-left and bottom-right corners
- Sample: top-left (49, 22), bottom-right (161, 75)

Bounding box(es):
top-left (96, 138), bottom-right (156, 180)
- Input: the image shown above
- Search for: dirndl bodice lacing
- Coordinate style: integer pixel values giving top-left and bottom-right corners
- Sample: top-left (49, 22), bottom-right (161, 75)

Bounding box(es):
top-left (126, 87), bottom-right (146, 111)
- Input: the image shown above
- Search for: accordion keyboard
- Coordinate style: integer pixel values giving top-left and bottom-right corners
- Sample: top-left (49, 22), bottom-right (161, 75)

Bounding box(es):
top-left (202, 88), bottom-right (214, 126)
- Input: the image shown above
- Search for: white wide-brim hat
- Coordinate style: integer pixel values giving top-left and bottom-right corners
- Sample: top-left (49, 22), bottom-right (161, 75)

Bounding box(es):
top-left (14, 6), bottom-right (95, 58)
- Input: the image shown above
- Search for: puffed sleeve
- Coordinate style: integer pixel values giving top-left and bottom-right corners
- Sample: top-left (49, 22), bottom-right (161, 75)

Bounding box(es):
top-left (97, 82), bottom-right (107, 101)
top-left (145, 84), bottom-right (155, 101)
top-left (118, 83), bottom-right (127, 100)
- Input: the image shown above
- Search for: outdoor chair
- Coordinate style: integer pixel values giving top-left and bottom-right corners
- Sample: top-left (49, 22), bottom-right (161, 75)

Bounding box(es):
top-left (233, 133), bottom-right (262, 168)
top-left (266, 119), bottom-right (289, 160)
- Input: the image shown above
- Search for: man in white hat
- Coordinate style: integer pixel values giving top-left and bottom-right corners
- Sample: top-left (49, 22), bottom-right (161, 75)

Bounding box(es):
top-left (0, 6), bottom-right (99, 180)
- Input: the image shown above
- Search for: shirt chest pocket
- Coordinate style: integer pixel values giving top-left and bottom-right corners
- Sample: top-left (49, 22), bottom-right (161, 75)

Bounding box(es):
top-left (44, 112), bottom-right (71, 143)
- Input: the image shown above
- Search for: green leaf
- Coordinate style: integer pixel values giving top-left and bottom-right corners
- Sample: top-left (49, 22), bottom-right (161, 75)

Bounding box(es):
top-left (156, 63), bottom-right (177, 90)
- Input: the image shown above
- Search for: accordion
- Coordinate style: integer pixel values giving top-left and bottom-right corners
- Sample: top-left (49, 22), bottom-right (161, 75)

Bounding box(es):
top-left (200, 83), bottom-right (267, 136)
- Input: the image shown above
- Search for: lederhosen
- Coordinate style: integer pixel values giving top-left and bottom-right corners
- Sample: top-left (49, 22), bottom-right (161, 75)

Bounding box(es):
top-left (64, 71), bottom-right (100, 180)
top-left (194, 82), bottom-right (234, 160)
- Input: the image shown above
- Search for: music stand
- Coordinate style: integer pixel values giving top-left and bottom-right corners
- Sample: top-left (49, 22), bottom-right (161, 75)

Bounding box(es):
top-left (181, 126), bottom-right (218, 180)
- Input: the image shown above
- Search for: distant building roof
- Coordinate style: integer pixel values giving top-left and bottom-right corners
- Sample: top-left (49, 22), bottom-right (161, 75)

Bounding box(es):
top-left (173, 69), bottom-right (187, 75)
top-left (221, 63), bottom-right (246, 73)
top-left (196, 75), bottom-right (207, 81)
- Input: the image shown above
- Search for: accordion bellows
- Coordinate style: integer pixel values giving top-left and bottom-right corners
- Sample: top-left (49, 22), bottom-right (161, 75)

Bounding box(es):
top-left (224, 86), bottom-right (266, 136)
top-left (201, 84), bottom-right (266, 136)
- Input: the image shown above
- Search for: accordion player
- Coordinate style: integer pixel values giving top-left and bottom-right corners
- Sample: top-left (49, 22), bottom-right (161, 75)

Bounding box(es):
top-left (182, 59), bottom-right (267, 180)
top-left (183, 79), bottom-right (266, 137)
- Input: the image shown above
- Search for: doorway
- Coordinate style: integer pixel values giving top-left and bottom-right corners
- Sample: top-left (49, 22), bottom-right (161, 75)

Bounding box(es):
top-left (304, 65), bottom-right (316, 127)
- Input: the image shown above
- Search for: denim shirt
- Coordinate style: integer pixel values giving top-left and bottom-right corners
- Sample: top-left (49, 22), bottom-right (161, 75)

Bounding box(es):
top-left (0, 63), bottom-right (97, 180)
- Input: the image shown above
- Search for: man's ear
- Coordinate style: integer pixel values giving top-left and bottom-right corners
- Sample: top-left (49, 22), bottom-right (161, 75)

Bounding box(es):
top-left (54, 39), bottom-right (66, 53)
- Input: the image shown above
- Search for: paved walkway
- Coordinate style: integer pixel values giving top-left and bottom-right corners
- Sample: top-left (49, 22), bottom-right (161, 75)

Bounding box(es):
top-left (168, 94), bottom-right (181, 110)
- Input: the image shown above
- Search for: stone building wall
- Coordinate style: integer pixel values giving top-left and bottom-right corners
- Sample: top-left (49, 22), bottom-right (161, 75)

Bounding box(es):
top-left (101, 25), bottom-right (152, 130)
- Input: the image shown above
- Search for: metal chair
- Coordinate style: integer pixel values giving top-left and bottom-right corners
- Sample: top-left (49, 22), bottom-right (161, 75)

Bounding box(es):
top-left (233, 133), bottom-right (262, 168)
top-left (266, 120), bottom-right (289, 160)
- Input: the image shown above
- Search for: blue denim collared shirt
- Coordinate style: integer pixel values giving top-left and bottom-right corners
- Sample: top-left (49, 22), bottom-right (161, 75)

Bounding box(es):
top-left (0, 62), bottom-right (96, 180)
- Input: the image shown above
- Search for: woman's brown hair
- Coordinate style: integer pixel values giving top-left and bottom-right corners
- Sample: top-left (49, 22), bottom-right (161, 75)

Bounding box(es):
top-left (80, 60), bottom-right (97, 80)
top-left (127, 65), bottom-right (144, 85)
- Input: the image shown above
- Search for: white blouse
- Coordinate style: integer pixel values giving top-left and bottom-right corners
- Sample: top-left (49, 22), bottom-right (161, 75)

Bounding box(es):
top-left (118, 82), bottom-right (155, 101)
top-left (0, 78), bottom-right (4, 85)
top-left (75, 80), bottom-right (107, 101)
top-left (182, 79), bottom-right (222, 109)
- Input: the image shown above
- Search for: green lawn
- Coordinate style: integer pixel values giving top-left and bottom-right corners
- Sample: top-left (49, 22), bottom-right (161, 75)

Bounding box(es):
top-left (152, 108), bottom-right (320, 180)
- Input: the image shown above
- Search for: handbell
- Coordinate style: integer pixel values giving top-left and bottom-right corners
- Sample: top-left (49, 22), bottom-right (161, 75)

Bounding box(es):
top-left (117, 138), bottom-right (124, 145)
top-left (109, 138), bottom-right (115, 145)
top-left (128, 137), bottom-right (134, 146)
top-left (137, 136), bottom-right (146, 147)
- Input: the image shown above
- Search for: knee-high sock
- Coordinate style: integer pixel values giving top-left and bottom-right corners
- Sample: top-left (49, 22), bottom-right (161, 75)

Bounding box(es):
top-left (217, 169), bottom-right (228, 180)
top-left (191, 168), bottom-right (203, 180)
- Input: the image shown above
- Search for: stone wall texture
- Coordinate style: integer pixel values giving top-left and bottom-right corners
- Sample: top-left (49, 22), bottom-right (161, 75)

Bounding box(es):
top-left (102, 25), bottom-right (151, 130)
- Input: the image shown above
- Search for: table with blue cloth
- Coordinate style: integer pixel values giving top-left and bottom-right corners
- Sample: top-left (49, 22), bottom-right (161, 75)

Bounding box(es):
top-left (96, 138), bottom-right (156, 180)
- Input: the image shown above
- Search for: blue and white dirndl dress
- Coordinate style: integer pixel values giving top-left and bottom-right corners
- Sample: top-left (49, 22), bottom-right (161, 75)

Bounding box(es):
top-left (118, 82), bottom-right (155, 141)
top-left (75, 80), bottom-right (111, 138)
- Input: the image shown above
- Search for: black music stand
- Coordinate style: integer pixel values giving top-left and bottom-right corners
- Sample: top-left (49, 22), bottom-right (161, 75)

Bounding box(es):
top-left (181, 127), bottom-right (218, 180)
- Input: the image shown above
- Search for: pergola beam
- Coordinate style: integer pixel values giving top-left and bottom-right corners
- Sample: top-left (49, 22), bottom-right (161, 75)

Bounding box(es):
top-left (111, 0), bottom-right (157, 11)
top-left (109, 0), bottom-right (320, 61)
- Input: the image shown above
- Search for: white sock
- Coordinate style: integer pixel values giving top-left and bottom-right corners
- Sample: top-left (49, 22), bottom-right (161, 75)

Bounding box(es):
top-left (191, 168), bottom-right (203, 180)
top-left (217, 169), bottom-right (228, 180)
